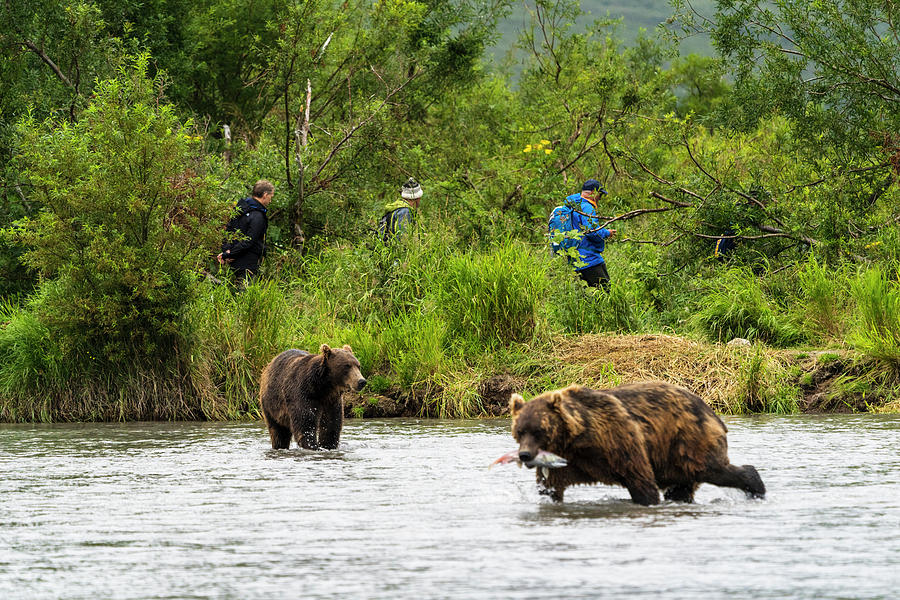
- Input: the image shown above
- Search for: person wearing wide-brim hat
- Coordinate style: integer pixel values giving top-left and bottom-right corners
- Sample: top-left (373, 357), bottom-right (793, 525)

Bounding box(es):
top-left (379, 177), bottom-right (423, 240)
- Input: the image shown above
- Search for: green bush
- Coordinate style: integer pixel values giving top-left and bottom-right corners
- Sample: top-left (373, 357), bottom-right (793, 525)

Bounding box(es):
top-left (545, 255), bottom-right (647, 335)
top-left (0, 300), bottom-right (64, 416)
top-left (5, 55), bottom-right (228, 367)
top-left (380, 309), bottom-right (449, 388)
top-left (188, 280), bottom-right (298, 419)
top-left (441, 238), bottom-right (549, 348)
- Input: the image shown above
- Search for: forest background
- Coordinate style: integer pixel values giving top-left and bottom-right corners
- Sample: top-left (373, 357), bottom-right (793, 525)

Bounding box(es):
top-left (2, 0), bottom-right (900, 422)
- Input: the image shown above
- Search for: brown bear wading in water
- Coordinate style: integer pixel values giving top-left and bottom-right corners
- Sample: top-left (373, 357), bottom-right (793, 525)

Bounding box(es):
top-left (259, 344), bottom-right (366, 450)
top-left (510, 382), bottom-right (765, 505)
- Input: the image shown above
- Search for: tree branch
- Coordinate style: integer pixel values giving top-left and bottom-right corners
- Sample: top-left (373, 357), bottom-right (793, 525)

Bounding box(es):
top-left (312, 68), bottom-right (419, 182)
top-left (21, 38), bottom-right (75, 90)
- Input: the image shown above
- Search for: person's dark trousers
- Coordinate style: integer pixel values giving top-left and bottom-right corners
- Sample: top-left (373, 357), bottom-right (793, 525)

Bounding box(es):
top-left (577, 262), bottom-right (610, 292)
top-left (230, 266), bottom-right (259, 288)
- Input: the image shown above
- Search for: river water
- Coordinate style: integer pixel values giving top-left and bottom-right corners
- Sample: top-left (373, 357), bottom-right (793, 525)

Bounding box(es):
top-left (1, 415), bottom-right (899, 599)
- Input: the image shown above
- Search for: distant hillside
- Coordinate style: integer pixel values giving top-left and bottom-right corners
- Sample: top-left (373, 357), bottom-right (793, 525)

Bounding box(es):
top-left (487, 0), bottom-right (717, 64)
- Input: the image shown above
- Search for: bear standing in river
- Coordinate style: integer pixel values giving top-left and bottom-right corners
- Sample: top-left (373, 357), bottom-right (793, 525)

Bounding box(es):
top-left (509, 382), bottom-right (765, 505)
top-left (259, 345), bottom-right (366, 450)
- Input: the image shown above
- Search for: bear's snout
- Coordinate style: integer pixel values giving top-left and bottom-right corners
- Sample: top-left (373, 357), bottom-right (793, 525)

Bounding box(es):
top-left (355, 377), bottom-right (367, 391)
top-left (518, 450), bottom-right (535, 465)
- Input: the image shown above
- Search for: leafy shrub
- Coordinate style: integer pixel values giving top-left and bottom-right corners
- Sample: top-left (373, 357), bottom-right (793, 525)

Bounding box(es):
top-left (189, 280), bottom-right (297, 419)
top-left (0, 300), bottom-right (64, 403)
top-left (440, 239), bottom-right (549, 348)
top-left (380, 309), bottom-right (448, 388)
top-left (545, 256), bottom-right (646, 335)
top-left (5, 55), bottom-right (228, 367)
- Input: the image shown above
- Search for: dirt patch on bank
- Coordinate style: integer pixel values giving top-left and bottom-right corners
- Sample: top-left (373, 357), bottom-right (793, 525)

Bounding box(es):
top-left (477, 374), bottom-right (527, 416)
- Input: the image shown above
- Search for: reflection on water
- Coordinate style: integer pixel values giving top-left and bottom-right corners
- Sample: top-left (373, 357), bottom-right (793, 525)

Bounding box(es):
top-left (2, 415), bottom-right (900, 599)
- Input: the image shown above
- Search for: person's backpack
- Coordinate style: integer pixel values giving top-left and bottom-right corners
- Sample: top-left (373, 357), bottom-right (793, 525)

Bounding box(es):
top-left (548, 202), bottom-right (581, 256)
top-left (377, 210), bottom-right (395, 241)
top-left (378, 206), bottom-right (413, 241)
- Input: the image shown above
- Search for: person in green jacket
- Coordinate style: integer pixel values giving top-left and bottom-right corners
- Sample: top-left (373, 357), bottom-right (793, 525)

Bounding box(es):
top-left (379, 177), bottom-right (422, 240)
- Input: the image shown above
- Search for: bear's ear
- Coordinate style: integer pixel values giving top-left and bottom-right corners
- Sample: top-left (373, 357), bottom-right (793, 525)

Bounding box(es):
top-left (320, 343), bottom-right (332, 358)
top-left (509, 393), bottom-right (525, 416)
top-left (545, 391), bottom-right (563, 409)
top-left (342, 344), bottom-right (353, 353)
top-left (549, 391), bottom-right (585, 437)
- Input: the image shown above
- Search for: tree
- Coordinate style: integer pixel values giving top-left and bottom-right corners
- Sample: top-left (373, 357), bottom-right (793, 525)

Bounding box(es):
top-left (6, 55), bottom-right (229, 364)
top-left (674, 0), bottom-right (900, 162)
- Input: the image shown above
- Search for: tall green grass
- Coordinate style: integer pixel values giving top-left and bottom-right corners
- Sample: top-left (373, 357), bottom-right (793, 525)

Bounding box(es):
top-left (441, 239), bottom-right (550, 348)
top-left (188, 281), bottom-right (300, 419)
top-left (9, 217), bottom-right (900, 421)
top-left (849, 265), bottom-right (900, 373)
top-left (735, 346), bottom-right (799, 414)
top-left (692, 267), bottom-right (803, 346)
top-left (0, 298), bottom-right (204, 421)
top-left (796, 255), bottom-right (846, 340)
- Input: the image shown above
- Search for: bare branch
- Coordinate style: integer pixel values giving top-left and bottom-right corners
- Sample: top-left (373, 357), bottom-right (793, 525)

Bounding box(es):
top-left (312, 69), bottom-right (419, 182)
top-left (618, 233), bottom-right (684, 246)
top-left (20, 38), bottom-right (75, 90)
top-left (649, 191), bottom-right (692, 208)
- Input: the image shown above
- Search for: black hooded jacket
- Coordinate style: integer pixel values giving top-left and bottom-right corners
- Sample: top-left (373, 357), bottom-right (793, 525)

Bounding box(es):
top-left (221, 197), bottom-right (268, 271)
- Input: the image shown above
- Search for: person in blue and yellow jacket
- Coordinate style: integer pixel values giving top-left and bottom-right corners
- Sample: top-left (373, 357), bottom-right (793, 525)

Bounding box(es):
top-left (568, 179), bottom-right (616, 290)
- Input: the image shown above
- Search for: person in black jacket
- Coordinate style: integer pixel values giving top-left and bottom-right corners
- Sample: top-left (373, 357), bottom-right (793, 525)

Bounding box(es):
top-left (218, 179), bottom-right (274, 282)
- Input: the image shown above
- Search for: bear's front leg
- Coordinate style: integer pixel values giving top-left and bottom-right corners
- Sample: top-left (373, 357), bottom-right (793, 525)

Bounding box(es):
top-left (317, 399), bottom-right (344, 450)
top-left (538, 485), bottom-right (565, 502)
top-left (538, 466), bottom-right (590, 502)
top-left (290, 406), bottom-right (320, 450)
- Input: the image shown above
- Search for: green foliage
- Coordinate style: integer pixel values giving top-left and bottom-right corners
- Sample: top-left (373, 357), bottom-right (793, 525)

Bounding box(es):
top-left (441, 239), bottom-right (549, 348)
top-left (692, 267), bottom-right (802, 347)
top-left (189, 280), bottom-right (298, 419)
top-left (4, 0), bottom-right (900, 420)
top-left (735, 346), bottom-right (799, 414)
top-left (5, 55), bottom-right (229, 365)
top-left (676, 0), bottom-right (900, 160)
top-left (0, 299), bottom-right (64, 402)
top-left (546, 265), bottom-right (646, 334)
top-left (849, 265), bottom-right (900, 373)
top-left (796, 255), bottom-right (847, 340)
top-left (0, 0), bottom-right (126, 296)
top-left (381, 309), bottom-right (448, 388)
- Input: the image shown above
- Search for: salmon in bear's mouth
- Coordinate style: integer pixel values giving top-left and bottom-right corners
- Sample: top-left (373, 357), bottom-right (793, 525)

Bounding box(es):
top-left (490, 449), bottom-right (568, 469)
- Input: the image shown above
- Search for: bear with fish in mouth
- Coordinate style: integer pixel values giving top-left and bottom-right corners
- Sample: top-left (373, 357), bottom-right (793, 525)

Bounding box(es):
top-left (259, 344), bottom-right (366, 450)
top-left (508, 382), bottom-right (766, 504)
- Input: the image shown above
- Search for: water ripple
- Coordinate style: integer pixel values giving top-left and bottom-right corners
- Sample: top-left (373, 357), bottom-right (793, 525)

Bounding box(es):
top-left (2, 415), bottom-right (900, 599)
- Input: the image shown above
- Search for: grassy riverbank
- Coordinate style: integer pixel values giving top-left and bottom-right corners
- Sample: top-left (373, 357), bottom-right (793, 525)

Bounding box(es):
top-left (2, 225), bottom-right (899, 422)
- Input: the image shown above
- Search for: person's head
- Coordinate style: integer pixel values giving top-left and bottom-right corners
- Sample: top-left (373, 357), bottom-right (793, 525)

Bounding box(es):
top-left (580, 179), bottom-right (607, 203)
top-left (401, 177), bottom-right (423, 209)
top-left (252, 179), bottom-right (275, 206)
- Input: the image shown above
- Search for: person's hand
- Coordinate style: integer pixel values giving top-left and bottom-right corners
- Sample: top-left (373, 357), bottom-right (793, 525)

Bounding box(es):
top-left (608, 228), bottom-right (617, 237)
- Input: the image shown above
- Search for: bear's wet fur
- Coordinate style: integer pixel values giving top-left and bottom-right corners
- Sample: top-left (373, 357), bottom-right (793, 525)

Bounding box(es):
top-left (259, 344), bottom-right (366, 450)
top-left (510, 382), bottom-right (765, 505)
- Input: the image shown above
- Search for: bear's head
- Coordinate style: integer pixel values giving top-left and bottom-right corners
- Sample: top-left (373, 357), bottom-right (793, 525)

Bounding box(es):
top-left (509, 386), bottom-right (586, 464)
top-left (320, 344), bottom-right (367, 392)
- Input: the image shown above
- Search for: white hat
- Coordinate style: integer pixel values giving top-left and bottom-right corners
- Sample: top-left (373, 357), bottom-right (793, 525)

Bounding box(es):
top-left (401, 177), bottom-right (423, 200)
